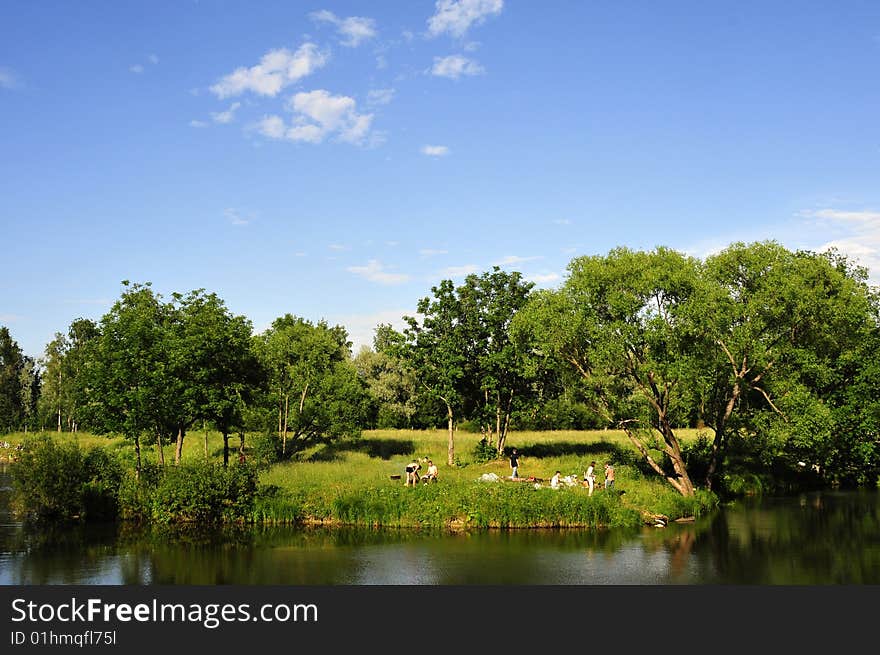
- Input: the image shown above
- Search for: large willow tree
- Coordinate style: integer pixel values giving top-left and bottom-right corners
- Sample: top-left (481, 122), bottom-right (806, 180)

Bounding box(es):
top-left (514, 241), bottom-right (877, 496)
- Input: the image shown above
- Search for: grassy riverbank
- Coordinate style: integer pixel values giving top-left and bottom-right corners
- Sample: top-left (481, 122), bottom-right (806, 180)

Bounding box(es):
top-left (3, 428), bottom-right (718, 529)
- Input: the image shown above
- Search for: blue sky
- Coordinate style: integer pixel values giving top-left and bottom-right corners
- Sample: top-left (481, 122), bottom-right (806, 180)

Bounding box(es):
top-left (2, 0), bottom-right (879, 360)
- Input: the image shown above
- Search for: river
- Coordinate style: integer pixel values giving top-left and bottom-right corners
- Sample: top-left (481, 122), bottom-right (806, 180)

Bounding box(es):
top-left (2, 465), bottom-right (878, 584)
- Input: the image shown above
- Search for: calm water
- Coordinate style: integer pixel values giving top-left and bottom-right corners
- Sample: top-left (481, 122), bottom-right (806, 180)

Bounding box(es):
top-left (2, 465), bottom-right (878, 585)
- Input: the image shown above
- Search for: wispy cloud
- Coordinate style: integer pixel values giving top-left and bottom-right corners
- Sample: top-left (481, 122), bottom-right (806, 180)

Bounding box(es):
top-left (431, 54), bottom-right (484, 79)
top-left (347, 260), bottom-right (410, 284)
top-left (419, 248), bottom-right (448, 256)
top-left (799, 208), bottom-right (880, 281)
top-left (129, 55), bottom-right (159, 75)
top-left (224, 208), bottom-right (254, 226)
top-left (62, 298), bottom-right (112, 306)
top-left (211, 43), bottom-right (328, 99)
top-left (328, 243), bottom-right (351, 251)
top-left (440, 264), bottom-right (479, 277)
top-left (0, 67), bottom-right (19, 89)
top-left (211, 102), bottom-right (241, 124)
top-left (189, 119), bottom-right (209, 128)
top-left (256, 90), bottom-right (374, 145)
top-left (527, 272), bottom-right (561, 285)
top-left (367, 88), bottom-right (395, 106)
top-left (494, 255), bottom-right (543, 266)
top-left (421, 144), bottom-right (450, 157)
top-left (310, 10), bottom-right (378, 47)
top-left (0, 313), bottom-right (24, 322)
top-left (427, 0), bottom-right (504, 39)
top-left (327, 308), bottom-right (412, 354)
top-left (553, 218), bottom-right (572, 225)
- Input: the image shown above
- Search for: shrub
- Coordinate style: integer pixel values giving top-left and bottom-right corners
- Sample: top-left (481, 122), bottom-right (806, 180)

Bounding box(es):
top-left (10, 435), bottom-right (123, 521)
top-left (149, 462), bottom-right (258, 524)
top-left (471, 437), bottom-right (498, 464)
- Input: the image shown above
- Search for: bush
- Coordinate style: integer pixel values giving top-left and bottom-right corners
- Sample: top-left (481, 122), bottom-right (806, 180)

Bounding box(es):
top-left (10, 435), bottom-right (123, 521)
top-left (471, 437), bottom-right (498, 464)
top-left (148, 462), bottom-right (258, 524)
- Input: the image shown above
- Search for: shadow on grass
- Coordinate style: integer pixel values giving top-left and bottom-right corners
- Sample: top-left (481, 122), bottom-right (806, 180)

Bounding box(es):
top-left (517, 441), bottom-right (643, 467)
top-left (305, 438), bottom-right (417, 462)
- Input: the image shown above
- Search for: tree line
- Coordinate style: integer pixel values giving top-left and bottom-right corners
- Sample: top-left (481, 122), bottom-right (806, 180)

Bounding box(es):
top-left (1, 241), bottom-right (878, 495)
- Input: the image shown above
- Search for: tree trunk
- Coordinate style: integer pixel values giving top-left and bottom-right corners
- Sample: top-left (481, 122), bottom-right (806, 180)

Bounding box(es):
top-left (134, 435), bottom-right (142, 480)
top-left (445, 401), bottom-right (455, 467)
top-left (223, 432), bottom-right (229, 468)
top-left (282, 393), bottom-right (289, 457)
top-left (204, 426), bottom-right (209, 462)
top-left (238, 432), bottom-right (245, 463)
top-left (174, 424), bottom-right (186, 465)
top-left (156, 433), bottom-right (165, 467)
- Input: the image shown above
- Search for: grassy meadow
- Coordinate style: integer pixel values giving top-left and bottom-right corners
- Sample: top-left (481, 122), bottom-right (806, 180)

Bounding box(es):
top-left (1, 427), bottom-right (718, 529)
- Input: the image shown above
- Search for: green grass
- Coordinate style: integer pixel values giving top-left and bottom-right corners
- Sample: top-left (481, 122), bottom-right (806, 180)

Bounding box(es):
top-left (3, 427), bottom-right (718, 529)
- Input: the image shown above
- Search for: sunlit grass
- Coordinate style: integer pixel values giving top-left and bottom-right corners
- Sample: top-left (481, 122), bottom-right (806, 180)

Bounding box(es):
top-left (4, 427), bottom-right (718, 528)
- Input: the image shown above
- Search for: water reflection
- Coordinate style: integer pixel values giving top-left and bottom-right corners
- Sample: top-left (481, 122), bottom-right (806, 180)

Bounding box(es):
top-left (2, 464), bottom-right (878, 585)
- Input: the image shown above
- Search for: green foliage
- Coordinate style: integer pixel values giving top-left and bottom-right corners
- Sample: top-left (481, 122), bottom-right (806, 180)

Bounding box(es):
top-left (0, 326), bottom-right (26, 433)
top-left (10, 435), bottom-right (123, 521)
top-left (471, 436), bottom-right (498, 463)
top-left (119, 462), bottom-right (258, 524)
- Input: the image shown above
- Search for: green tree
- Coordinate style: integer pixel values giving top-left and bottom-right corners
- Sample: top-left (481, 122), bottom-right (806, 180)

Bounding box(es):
top-left (401, 280), bottom-right (468, 466)
top-left (457, 267), bottom-right (535, 454)
top-left (83, 282), bottom-right (170, 476)
top-left (695, 242), bottom-right (877, 488)
top-left (255, 315), bottom-right (362, 456)
top-left (0, 326), bottom-right (26, 433)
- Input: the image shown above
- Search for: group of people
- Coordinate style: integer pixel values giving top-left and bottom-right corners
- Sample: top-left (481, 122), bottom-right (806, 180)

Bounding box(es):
top-left (404, 457), bottom-right (439, 486)
top-left (510, 449), bottom-right (615, 494)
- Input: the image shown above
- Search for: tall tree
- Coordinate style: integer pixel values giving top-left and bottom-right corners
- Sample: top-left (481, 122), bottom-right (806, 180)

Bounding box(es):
top-left (255, 315), bottom-right (362, 456)
top-left (515, 247), bottom-right (702, 495)
top-left (401, 280), bottom-right (468, 466)
top-left (457, 267), bottom-right (535, 454)
top-left (83, 282), bottom-right (170, 476)
top-left (0, 326), bottom-right (26, 433)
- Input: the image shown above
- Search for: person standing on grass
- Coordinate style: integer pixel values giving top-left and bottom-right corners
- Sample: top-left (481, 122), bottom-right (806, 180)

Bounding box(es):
top-left (604, 462), bottom-right (615, 489)
top-left (509, 448), bottom-right (521, 479)
top-left (584, 461), bottom-right (596, 496)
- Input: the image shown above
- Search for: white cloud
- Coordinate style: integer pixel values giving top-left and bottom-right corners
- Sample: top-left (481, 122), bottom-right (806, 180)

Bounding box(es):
top-left (431, 54), bottom-right (484, 79)
top-left (421, 144), bottom-right (450, 156)
top-left (189, 119), bottom-right (209, 128)
top-left (328, 243), bottom-right (351, 251)
top-left (427, 0), bottom-right (504, 39)
top-left (211, 101), bottom-right (241, 124)
top-left (210, 43), bottom-right (328, 99)
top-left (799, 208), bottom-right (880, 282)
top-left (224, 208), bottom-right (253, 225)
top-left (0, 67), bottom-right (18, 89)
top-left (129, 64), bottom-right (144, 74)
top-left (440, 264), bottom-right (479, 277)
top-left (257, 90), bottom-right (374, 145)
top-left (326, 308), bottom-right (412, 355)
top-left (419, 248), bottom-right (448, 256)
top-left (148, 54), bottom-right (159, 64)
top-left (367, 88), bottom-right (395, 106)
top-left (347, 260), bottom-right (410, 285)
top-left (310, 10), bottom-right (378, 47)
top-left (553, 218), bottom-right (572, 225)
top-left (494, 255), bottom-right (543, 266)
top-left (0, 313), bottom-right (24, 322)
top-left (527, 272), bottom-right (561, 285)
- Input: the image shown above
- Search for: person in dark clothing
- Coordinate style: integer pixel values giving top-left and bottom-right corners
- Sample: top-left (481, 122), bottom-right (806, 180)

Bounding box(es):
top-left (510, 448), bottom-right (521, 479)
